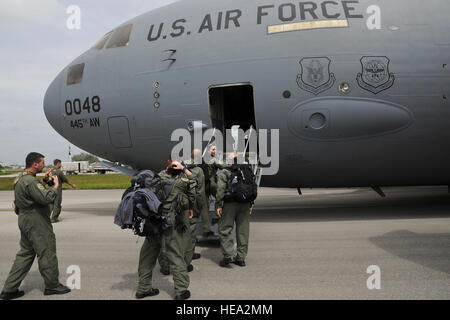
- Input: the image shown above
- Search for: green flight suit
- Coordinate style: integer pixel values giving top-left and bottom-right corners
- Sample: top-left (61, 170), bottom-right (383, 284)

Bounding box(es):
top-left (157, 170), bottom-right (172, 271)
top-left (215, 168), bottom-right (251, 262)
top-left (49, 167), bottom-right (69, 220)
top-left (208, 158), bottom-right (225, 221)
top-left (208, 157), bottom-right (224, 197)
top-left (2, 172), bottom-right (60, 293)
top-left (185, 160), bottom-right (212, 234)
top-left (183, 163), bottom-right (207, 266)
top-left (137, 172), bottom-right (195, 296)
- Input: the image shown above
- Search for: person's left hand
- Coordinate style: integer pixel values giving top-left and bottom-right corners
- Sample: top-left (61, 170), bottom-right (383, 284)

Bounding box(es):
top-left (189, 210), bottom-right (194, 219)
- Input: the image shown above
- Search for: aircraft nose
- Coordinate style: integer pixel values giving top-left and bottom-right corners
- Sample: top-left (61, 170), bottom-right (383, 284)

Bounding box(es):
top-left (43, 74), bottom-right (62, 133)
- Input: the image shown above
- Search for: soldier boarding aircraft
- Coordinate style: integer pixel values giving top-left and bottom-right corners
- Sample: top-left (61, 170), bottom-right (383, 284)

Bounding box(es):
top-left (44, 0), bottom-right (450, 194)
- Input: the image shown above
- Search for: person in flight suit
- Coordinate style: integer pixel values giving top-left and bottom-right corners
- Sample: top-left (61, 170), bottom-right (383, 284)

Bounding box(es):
top-left (215, 153), bottom-right (253, 268)
top-left (48, 159), bottom-right (77, 223)
top-left (207, 145), bottom-right (225, 225)
top-left (0, 152), bottom-right (71, 300)
top-left (136, 160), bottom-right (195, 300)
top-left (157, 161), bottom-right (195, 275)
top-left (184, 149), bottom-right (208, 263)
top-left (158, 156), bottom-right (200, 275)
top-left (157, 165), bottom-right (172, 276)
top-left (207, 145), bottom-right (224, 194)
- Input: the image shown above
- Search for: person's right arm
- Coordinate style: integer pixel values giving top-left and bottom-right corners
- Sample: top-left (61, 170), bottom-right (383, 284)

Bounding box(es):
top-left (27, 176), bottom-right (59, 205)
top-left (60, 171), bottom-right (77, 188)
top-left (171, 161), bottom-right (192, 176)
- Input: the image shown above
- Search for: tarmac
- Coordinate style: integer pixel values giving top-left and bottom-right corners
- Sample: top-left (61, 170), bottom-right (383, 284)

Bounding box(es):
top-left (0, 186), bottom-right (449, 300)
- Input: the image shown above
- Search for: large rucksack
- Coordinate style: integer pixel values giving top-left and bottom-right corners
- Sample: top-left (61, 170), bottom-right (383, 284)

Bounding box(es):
top-left (131, 170), bottom-right (155, 189)
top-left (144, 174), bottom-right (173, 202)
top-left (229, 164), bottom-right (258, 203)
top-left (132, 188), bottom-right (173, 237)
top-left (116, 170), bottom-right (177, 237)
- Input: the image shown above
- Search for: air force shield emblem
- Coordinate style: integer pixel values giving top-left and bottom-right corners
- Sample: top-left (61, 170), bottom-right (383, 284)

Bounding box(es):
top-left (297, 57), bottom-right (335, 95)
top-left (357, 56), bottom-right (395, 94)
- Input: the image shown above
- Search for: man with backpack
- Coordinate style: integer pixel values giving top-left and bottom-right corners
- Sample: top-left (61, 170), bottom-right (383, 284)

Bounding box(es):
top-left (136, 160), bottom-right (195, 300)
top-left (215, 153), bottom-right (257, 268)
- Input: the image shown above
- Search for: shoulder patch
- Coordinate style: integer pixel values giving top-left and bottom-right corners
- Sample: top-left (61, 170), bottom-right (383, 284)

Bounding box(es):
top-left (181, 178), bottom-right (189, 183)
top-left (37, 183), bottom-right (45, 191)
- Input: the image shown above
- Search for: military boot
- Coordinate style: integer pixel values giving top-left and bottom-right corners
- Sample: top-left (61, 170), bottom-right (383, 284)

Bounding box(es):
top-left (174, 290), bottom-right (191, 300)
top-left (219, 257), bottom-right (233, 267)
top-left (136, 289), bottom-right (159, 299)
top-left (0, 290), bottom-right (25, 300)
top-left (233, 260), bottom-right (246, 267)
top-left (44, 284), bottom-right (71, 296)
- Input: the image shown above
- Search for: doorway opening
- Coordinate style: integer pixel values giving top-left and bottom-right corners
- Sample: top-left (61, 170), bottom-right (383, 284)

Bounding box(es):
top-left (208, 84), bottom-right (257, 156)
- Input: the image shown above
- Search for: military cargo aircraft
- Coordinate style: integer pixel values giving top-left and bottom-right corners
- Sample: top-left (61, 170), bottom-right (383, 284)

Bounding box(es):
top-left (44, 0), bottom-right (450, 190)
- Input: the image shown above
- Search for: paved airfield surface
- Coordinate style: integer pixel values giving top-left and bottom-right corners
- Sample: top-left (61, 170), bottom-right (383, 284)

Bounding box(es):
top-left (0, 187), bottom-right (449, 300)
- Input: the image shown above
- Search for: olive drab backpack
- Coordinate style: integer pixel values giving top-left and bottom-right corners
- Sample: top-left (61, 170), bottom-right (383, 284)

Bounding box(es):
top-left (229, 164), bottom-right (258, 203)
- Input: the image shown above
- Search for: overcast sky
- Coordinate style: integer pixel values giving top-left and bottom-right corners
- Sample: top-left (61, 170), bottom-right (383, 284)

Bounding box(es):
top-left (0, 0), bottom-right (178, 166)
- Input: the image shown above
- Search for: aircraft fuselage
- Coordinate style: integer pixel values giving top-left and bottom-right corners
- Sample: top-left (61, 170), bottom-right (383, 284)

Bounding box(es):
top-left (44, 0), bottom-right (450, 188)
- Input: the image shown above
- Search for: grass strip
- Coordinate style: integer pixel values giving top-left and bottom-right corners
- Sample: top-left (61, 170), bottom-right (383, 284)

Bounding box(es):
top-left (0, 174), bottom-right (131, 191)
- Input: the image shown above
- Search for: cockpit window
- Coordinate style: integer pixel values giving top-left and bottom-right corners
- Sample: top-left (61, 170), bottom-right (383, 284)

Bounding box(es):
top-left (93, 31), bottom-right (113, 50)
top-left (106, 24), bottom-right (133, 49)
top-left (67, 63), bottom-right (85, 86)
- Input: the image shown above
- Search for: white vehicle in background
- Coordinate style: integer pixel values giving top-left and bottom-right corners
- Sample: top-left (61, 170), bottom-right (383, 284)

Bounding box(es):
top-left (61, 161), bottom-right (89, 175)
top-left (90, 162), bottom-right (114, 175)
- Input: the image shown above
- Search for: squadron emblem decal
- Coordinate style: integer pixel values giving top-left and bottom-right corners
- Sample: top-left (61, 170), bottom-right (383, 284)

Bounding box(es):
top-left (357, 56), bottom-right (395, 94)
top-left (297, 57), bottom-right (335, 95)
